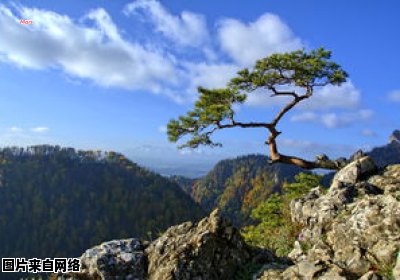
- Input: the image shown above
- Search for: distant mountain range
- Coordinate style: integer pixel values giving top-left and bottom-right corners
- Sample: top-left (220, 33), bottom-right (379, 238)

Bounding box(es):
top-left (0, 145), bottom-right (204, 262)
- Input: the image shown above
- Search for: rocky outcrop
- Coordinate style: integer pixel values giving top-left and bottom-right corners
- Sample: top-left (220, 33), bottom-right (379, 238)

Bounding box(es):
top-left (51, 239), bottom-right (147, 280)
top-left (55, 209), bottom-right (275, 280)
top-left (145, 209), bottom-right (264, 280)
top-left (389, 130), bottom-right (400, 144)
top-left (257, 157), bottom-right (400, 279)
top-left (78, 239), bottom-right (146, 279)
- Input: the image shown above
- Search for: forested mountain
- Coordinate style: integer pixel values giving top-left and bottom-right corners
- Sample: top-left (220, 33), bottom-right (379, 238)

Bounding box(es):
top-left (173, 155), bottom-right (304, 226)
top-left (168, 175), bottom-right (195, 195)
top-left (0, 145), bottom-right (204, 260)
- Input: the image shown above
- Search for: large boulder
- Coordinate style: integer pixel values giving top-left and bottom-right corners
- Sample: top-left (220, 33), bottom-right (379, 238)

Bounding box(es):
top-left (333, 156), bottom-right (376, 185)
top-left (54, 239), bottom-right (147, 280)
top-left (146, 208), bottom-right (257, 280)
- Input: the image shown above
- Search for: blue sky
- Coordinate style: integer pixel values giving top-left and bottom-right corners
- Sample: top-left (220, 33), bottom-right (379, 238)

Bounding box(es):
top-left (0, 0), bottom-right (399, 176)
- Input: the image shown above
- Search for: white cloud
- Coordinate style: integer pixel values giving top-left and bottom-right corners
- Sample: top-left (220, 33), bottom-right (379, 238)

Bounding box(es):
top-left (7, 126), bottom-right (49, 133)
top-left (217, 13), bottom-right (302, 66)
top-left (290, 112), bottom-right (317, 122)
top-left (245, 88), bottom-right (291, 107)
top-left (0, 5), bottom-right (178, 93)
top-left (185, 62), bottom-right (239, 90)
top-left (31, 127), bottom-right (49, 133)
top-left (387, 90), bottom-right (400, 102)
top-left (304, 81), bottom-right (361, 110)
top-left (9, 126), bottom-right (23, 132)
top-left (124, 0), bottom-right (209, 48)
top-left (291, 109), bottom-right (373, 128)
top-left (158, 62), bottom-right (239, 104)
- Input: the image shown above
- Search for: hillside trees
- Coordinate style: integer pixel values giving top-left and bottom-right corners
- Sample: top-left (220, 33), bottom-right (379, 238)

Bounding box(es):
top-left (242, 173), bottom-right (323, 256)
top-left (0, 145), bottom-right (204, 260)
top-left (167, 48), bottom-right (348, 170)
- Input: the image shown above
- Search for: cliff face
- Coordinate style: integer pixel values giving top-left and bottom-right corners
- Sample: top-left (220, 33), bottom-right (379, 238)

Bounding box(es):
top-left (55, 157), bottom-right (399, 280)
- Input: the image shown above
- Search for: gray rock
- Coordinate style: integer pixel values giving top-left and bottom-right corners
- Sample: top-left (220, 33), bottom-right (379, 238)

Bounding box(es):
top-left (368, 164), bottom-right (400, 195)
top-left (290, 182), bottom-right (356, 243)
top-left (297, 260), bottom-right (323, 278)
top-left (145, 208), bottom-right (256, 280)
top-left (288, 241), bottom-right (305, 262)
top-left (307, 240), bottom-right (332, 263)
top-left (359, 271), bottom-right (382, 280)
top-left (256, 263), bottom-right (289, 280)
top-left (333, 156), bottom-right (376, 185)
top-left (57, 238), bottom-right (146, 280)
top-left (84, 239), bottom-right (146, 280)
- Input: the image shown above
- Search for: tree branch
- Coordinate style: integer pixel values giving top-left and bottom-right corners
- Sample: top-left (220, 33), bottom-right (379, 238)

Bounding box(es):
top-left (271, 94), bottom-right (309, 126)
top-left (217, 121), bottom-right (272, 129)
top-left (269, 86), bottom-right (298, 98)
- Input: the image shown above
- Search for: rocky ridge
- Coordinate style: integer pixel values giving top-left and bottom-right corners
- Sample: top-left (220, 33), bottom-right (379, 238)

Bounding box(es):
top-left (257, 157), bottom-right (400, 279)
top-left (55, 156), bottom-right (400, 280)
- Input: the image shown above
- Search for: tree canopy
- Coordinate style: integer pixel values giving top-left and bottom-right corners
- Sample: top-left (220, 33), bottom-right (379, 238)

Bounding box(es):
top-left (167, 48), bottom-right (348, 170)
